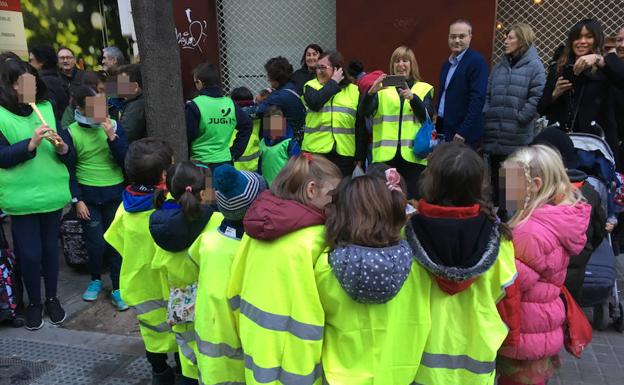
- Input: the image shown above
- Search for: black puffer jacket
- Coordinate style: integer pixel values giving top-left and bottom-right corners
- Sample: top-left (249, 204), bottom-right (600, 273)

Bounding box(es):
top-left (39, 69), bottom-right (69, 120)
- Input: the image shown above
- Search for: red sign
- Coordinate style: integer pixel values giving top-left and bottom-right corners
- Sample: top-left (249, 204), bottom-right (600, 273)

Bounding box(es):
top-left (0, 0), bottom-right (21, 12)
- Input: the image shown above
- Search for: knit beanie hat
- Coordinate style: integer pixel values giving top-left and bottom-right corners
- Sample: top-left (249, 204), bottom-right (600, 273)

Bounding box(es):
top-left (213, 165), bottom-right (267, 220)
top-left (531, 127), bottom-right (580, 169)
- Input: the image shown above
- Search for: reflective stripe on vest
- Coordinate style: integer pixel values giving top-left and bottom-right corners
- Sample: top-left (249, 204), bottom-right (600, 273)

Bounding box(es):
top-left (301, 79), bottom-right (359, 156)
top-left (421, 353), bottom-right (495, 374)
top-left (372, 139), bottom-right (414, 148)
top-left (176, 330), bottom-right (198, 364)
top-left (371, 82), bottom-right (433, 165)
top-left (236, 296), bottom-right (323, 341)
top-left (139, 319), bottom-right (171, 333)
top-left (131, 299), bottom-right (167, 315)
top-left (196, 331), bottom-right (244, 360)
top-left (244, 354), bottom-right (322, 385)
top-left (232, 119), bottom-right (261, 172)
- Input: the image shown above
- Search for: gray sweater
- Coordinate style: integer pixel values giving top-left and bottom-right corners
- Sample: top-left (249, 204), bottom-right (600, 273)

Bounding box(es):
top-left (483, 46), bottom-right (546, 155)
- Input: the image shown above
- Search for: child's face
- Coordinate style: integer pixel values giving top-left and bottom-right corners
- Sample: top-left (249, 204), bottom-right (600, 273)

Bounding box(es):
top-left (500, 164), bottom-right (542, 212)
top-left (307, 177), bottom-right (340, 211)
top-left (84, 94), bottom-right (107, 122)
top-left (15, 73), bottom-right (36, 104)
top-left (264, 114), bottom-right (287, 140)
top-left (200, 175), bottom-right (215, 205)
top-left (106, 73), bottom-right (139, 99)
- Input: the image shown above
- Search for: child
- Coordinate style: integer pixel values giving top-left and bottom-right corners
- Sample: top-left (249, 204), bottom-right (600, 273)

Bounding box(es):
top-left (185, 62), bottom-right (252, 171)
top-left (497, 145), bottom-right (591, 385)
top-left (149, 161), bottom-right (218, 385)
top-left (404, 142), bottom-right (520, 385)
top-left (258, 105), bottom-right (300, 185)
top-left (61, 85), bottom-right (128, 311)
top-left (0, 59), bottom-right (72, 330)
top-left (227, 154), bottom-right (341, 385)
top-left (316, 173), bottom-right (430, 384)
top-left (230, 86), bottom-right (261, 172)
top-left (188, 164), bottom-right (266, 385)
top-left (104, 138), bottom-right (178, 385)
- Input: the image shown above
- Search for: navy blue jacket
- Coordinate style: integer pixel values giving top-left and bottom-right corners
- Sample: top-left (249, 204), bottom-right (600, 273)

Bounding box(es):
top-left (256, 82), bottom-right (306, 132)
top-left (436, 48), bottom-right (489, 147)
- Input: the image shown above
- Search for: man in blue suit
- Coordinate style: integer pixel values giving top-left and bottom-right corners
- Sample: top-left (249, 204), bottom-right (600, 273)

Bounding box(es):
top-left (436, 19), bottom-right (489, 149)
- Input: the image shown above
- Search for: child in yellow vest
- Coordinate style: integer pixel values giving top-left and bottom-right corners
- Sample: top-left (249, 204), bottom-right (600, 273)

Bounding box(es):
top-left (104, 138), bottom-right (178, 385)
top-left (188, 164), bottom-right (266, 384)
top-left (149, 161), bottom-right (220, 385)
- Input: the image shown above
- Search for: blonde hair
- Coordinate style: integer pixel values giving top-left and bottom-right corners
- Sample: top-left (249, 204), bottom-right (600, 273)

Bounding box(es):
top-left (271, 154), bottom-right (342, 205)
top-left (389, 46), bottom-right (421, 82)
top-left (504, 145), bottom-right (583, 228)
top-left (506, 23), bottom-right (536, 53)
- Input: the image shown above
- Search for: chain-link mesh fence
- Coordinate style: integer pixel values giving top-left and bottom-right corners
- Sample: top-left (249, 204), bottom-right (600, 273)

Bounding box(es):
top-left (215, 0), bottom-right (336, 93)
top-left (493, 0), bottom-right (624, 65)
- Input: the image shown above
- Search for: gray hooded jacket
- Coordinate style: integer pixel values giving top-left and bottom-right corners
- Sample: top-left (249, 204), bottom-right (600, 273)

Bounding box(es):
top-left (483, 46), bottom-right (546, 155)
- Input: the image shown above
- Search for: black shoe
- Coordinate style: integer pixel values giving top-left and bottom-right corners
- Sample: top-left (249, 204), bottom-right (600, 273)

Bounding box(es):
top-left (25, 303), bottom-right (43, 330)
top-left (44, 297), bottom-right (66, 325)
top-left (152, 366), bottom-right (175, 385)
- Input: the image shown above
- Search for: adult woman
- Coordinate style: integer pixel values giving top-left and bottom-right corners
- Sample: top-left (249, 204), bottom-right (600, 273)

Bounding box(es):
top-left (0, 59), bottom-right (72, 330)
top-left (538, 19), bottom-right (624, 166)
top-left (256, 56), bottom-right (307, 144)
top-left (291, 43), bottom-right (323, 95)
top-left (302, 50), bottom-right (364, 176)
top-left (483, 23), bottom-right (545, 212)
top-left (363, 46), bottom-right (434, 198)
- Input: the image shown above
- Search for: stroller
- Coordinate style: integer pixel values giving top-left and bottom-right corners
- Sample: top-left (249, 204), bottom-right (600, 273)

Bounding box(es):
top-left (569, 132), bottom-right (624, 332)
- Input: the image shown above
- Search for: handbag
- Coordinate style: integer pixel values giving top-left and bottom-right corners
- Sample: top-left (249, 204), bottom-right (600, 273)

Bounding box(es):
top-left (412, 109), bottom-right (441, 158)
top-left (560, 285), bottom-right (592, 358)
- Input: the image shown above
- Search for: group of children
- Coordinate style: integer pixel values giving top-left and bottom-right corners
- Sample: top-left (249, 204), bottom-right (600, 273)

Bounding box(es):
top-left (96, 130), bottom-right (590, 385)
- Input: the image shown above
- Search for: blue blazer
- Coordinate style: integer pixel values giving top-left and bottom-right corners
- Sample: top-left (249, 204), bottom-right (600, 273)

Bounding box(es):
top-left (436, 48), bottom-right (489, 147)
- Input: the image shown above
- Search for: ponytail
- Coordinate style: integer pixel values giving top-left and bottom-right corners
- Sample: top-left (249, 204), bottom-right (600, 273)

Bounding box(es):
top-left (178, 187), bottom-right (203, 221)
top-left (159, 161), bottom-right (209, 221)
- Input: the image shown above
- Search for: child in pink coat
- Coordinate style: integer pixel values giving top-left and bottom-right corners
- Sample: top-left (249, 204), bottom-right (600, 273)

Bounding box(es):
top-left (497, 145), bottom-right (591, 385)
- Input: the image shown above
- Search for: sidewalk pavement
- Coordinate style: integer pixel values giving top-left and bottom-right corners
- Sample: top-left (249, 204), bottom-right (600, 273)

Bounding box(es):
top-left (1, 226), bottom-right (624, 384)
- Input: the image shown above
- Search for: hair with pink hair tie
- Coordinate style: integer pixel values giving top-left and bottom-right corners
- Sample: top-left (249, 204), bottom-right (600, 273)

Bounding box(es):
top-left (185, 186), bottom-right (193, 193)
top-left (385, 168), bottom-right (403, 193)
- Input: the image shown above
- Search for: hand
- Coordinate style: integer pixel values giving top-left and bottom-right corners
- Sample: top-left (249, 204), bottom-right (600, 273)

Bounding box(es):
top-left (606, 222), bottom-right (615, 233)
top-left (76, 201), bottom-right (90, 220)
top-left (368, 74), bottom-right (387, 95)
top-left (453, 133), bottom-right (465, 143)
top-left (47, 131), bottom-right (68, 154)
top-left (101, 118), bottom-right (116, 141)
top-left (573, 54), bottom-right (603, 75)
top-left (552, 77), bottom-right (573, 100)
top-left (399, 86), bottom-right (414, 100)
top-left (330, 67), bottom-right (344, 84)
top-left (27, 124), bottom-right (51, 152)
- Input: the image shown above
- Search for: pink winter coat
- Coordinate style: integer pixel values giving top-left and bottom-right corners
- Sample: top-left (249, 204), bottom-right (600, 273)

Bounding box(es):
top-left (500, 202), bottom-right (591, 361)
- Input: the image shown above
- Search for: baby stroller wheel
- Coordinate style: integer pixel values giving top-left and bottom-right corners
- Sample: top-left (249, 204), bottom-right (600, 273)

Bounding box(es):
top-left (593, 302), bottom-right (610, 330)
top-left (615, 302), bottom-right (624, 333)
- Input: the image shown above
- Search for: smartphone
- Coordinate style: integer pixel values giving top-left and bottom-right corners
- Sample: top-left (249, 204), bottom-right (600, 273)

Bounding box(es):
top-left (382, 75), bottom-right (407, 87)
top-left (562, 64), bottom-right (575, 82)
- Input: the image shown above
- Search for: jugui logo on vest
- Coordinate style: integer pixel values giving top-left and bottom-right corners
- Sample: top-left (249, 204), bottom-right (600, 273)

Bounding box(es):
top-left (207, 107), bottom-right (235, 125)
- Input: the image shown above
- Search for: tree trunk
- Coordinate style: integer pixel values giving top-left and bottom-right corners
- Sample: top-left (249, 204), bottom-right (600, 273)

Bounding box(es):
top-left (131, 0), bottom-right (187, 160)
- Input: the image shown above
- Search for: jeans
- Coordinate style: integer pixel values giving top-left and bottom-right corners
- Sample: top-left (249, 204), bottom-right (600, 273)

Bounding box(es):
top-left (11, 209), bottom-right (63, 305)
top-left (81, 200), bottom-right (122, 290)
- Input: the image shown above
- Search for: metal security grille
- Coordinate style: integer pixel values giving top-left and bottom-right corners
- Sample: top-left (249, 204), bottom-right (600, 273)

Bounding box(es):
top-left (215, 0), bottom-right (336, 93)
top-left (493, 0), bottom-right (624, 65)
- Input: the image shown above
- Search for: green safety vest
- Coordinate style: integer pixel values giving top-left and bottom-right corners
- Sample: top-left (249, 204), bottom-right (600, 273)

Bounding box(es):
top-left (191, 95), bottom-right (237, 163)
top-left (413, 238), bottom-right (517, 385)
top-left (68, 121), bottom-right (124, 187)
top-left (227, 225), bottom-right (328, 385)
top-left (259, 138), bottom-right (291, 186)
top-left (301, 79), bottom-right (359, 156)
top-left (104, 205), bottom-right (177, 354)
top-left (372, 82), bottom-right (434, 165)
top-left (150, 212), bottom-right (223, 380)
top-left (315, 252), bottom-right (432, 385)
top-left (0, 101), bottom-right (71, 215)
top-left (230, 118), bottom-right (260, 172)
top-left (188, 213), bottom-right (247, 385)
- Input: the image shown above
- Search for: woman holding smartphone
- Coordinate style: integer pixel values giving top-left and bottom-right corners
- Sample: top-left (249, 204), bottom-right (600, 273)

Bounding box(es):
top-left (538, 19), bottom-right (624, 166)
top-left (362, 46), bottom-right (434, 198)
top-left (301, 50), bottom-right (364, 176)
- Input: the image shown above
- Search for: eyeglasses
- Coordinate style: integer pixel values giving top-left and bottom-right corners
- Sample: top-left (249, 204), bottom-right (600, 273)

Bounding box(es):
top-left (315, 65), bottom-right (331, 72)
top-left (449, 34), bottom-right (469, 40)
top-left (58, 56), bottom-right (74, 61)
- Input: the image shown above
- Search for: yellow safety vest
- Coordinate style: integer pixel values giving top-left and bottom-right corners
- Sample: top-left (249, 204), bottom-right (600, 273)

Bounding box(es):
top-left (104, 205), bottom-right (177, 354)
top-left (302, 79), bottom-right (359, 157)
top-left (372, 82), bottom-right (434, 165)
top-left (188, 214), bottom-right (247, 385)
top-left (230, 119), bottom-right (261, 172)
top-left (315, 251), bottom-right (432, 385)
top-left (227, 226), bottom-right (328, 385)
top-left (413, 238), bottom-right (517, 385)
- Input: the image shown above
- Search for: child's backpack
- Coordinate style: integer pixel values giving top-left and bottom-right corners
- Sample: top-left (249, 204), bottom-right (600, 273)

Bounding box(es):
top-left (0, 219), bottom-right (17, 322)
top-left (60, 208), bottom-right (89, 267)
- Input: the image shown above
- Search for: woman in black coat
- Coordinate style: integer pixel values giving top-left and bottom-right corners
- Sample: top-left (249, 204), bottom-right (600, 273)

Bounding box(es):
top-left (290, 43), bottom-right (323, 95)
top-left (538, 19), bottom-right (624, 166)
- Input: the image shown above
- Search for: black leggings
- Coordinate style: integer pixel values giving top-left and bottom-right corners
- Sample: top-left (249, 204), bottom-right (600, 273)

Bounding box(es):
top-left (11, 210), bottom-right (63, 305)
